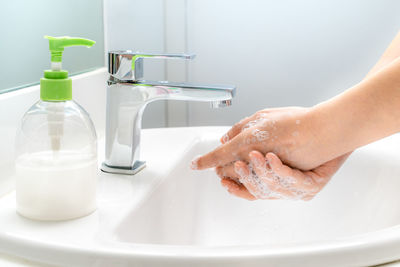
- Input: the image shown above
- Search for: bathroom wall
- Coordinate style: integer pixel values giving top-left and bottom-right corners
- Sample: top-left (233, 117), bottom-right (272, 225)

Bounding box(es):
top-left (184, 0), bottom-right (400, 126)
top-left (104, 0), bottom-right (400, 127)
top-left (0, 0), bottom-right (104, 93)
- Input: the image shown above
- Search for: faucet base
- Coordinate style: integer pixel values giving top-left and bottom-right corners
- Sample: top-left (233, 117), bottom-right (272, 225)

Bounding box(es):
top-left (101, 161), bottom-right (146, 175)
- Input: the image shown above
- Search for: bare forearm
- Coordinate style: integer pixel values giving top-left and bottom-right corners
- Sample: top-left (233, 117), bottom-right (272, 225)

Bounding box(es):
top-left (311, 57), bottom-right (400, 162)
top-left (308, 30), bottom-right (400, 165)
top-left (366, 30), bottom-right (400, 78)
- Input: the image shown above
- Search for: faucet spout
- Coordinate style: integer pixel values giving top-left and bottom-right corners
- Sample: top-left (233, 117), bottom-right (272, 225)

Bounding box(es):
top-left (211, 100), bottom-right (232, 108)
top-left (137, 80), bottom-right (235, 103)
top-left (101, 51), bottom-right (236, 175)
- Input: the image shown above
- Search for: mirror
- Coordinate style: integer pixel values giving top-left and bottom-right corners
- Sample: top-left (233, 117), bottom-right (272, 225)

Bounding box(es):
top-left (0, 0), bottom-right (104, 93)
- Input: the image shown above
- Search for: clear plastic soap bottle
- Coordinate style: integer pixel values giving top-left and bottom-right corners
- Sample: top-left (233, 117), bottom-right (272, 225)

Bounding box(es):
top-left (15, 36), bottom-right (98, 221)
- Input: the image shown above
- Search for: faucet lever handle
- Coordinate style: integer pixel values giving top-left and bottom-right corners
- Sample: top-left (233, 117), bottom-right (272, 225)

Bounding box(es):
top-left (133, 53), bottom-right (195, 60)
top-left (108, 51), bottom-right (195, 81)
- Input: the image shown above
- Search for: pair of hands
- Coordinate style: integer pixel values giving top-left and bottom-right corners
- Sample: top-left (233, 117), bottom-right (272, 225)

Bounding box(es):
top-left (191, 107), bottom-right (350, 201)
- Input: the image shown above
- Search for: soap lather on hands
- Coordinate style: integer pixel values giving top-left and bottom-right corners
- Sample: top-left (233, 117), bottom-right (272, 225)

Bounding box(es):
top-left (191, 107), bottom-right (350, 201)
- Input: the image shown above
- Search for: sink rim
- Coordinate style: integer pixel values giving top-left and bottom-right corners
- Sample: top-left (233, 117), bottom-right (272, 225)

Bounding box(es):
top-left (1, 223), bottom-right (400, 262)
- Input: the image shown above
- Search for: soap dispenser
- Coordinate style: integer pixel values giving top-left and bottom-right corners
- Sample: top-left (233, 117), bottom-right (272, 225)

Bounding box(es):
top-left (15, 36), bottom-right (98, 221)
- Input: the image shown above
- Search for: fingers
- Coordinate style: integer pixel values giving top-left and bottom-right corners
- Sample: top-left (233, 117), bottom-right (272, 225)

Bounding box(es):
top-left (216, 151), bottom-right (340, 201)
top-left (249, 151), bottom-right (274, 178)
top-left (220, 115), bottom-right (255, 144)
top-left (248, 151), bottom-right (277, 189)
top-left (220, 178), bottom-right (256, 200)
top-left (234, 161), bottom-right (262, 198)
top-left (215, 164), bottom-right (240, 183)
top-left (219, 107), bottom-right (298, 144)
top-left (234, 160), bottom-right (283, 199)
top-left (266, 152), bottom-right (319, 193)
top-left (220, 108), bottom-right (291, 144)
top-left (220, 167), bottom-right (278, 200)
top-left (247, 151), bottom-right (302, 199)
top-left (265, 152), bottom-right (292, 177)
top-left (191, 135), bottom-right (244, 170)
top-left (246, 152), bottom-right (324, 200)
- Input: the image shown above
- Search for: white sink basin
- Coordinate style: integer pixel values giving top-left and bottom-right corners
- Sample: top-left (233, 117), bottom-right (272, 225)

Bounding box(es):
top-left (114, 137), bottom-right (400, 247)
top-left (1, 127), bottom-right (400, 267)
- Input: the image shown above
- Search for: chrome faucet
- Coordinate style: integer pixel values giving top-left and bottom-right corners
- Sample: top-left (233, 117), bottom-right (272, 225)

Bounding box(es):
top-left (101, 51), bottom-right (236, 175)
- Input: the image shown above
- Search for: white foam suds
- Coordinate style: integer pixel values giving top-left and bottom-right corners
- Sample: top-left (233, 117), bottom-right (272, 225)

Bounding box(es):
top-left (243, 119), bottom-right (262, 129)
top-left (233, 158), bottom-right (316, 201)
top-left (251, 129), bottom-right (269, 141)
top-left (221, 133), bottom-right (230, 143)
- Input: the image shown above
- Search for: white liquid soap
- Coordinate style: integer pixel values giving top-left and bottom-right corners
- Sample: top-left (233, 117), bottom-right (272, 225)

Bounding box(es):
top-left (14, 36), bottom-right (98, 221)
top-left (16, 151), bottom-right (97, 221)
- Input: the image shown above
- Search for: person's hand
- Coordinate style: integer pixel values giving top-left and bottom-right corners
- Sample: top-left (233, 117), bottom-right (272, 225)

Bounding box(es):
top-left (191, 107), bottom-right (327, 172)
top-left (190, 106), bottom-right (352, 201)
top-left (216, 150), bottom-right (350, 201)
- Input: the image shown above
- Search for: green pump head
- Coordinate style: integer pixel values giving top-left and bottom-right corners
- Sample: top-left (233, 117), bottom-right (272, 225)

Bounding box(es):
top-left (40, 36), bottom-right (95, 101)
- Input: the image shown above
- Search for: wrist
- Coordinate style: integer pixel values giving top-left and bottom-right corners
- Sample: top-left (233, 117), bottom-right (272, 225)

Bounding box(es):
top-left (303, 104), bottom-right (346, 165)
top-left (278, 106), bottom-right (338, 170)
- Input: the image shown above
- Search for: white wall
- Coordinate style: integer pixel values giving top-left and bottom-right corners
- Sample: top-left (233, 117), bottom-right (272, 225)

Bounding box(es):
top-left (185, 0), bottom-right (400, 126)
top-left (104, 0), bottom-right (400, 127)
